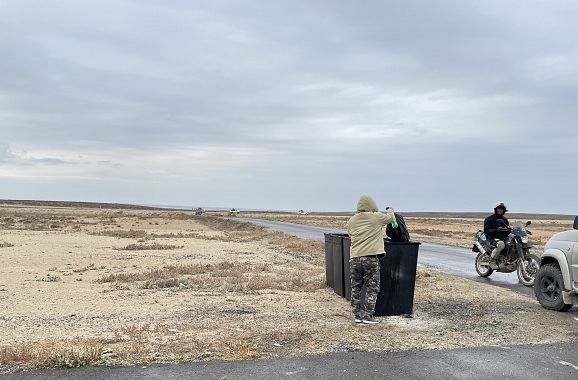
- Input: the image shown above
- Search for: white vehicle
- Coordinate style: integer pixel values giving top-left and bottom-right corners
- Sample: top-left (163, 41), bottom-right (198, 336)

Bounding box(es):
top-left (297, 209), bottom-right (309, 215)
top-left (229, 208), bottom-right (240, 216)
top-left (534, 216), bottom-right (578, 311)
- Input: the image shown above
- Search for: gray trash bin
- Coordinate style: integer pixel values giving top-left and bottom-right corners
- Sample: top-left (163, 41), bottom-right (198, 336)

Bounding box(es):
top-left (324, 233), bottom-right (350, 297)
top-left (324, 233), bottom-right (334, 288)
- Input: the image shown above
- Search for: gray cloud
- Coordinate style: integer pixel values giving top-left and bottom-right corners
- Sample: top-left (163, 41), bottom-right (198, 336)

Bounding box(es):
top-left (0, 0), bottom-right (577, 212)
top-left (0, 143), bottom-right (70, 166)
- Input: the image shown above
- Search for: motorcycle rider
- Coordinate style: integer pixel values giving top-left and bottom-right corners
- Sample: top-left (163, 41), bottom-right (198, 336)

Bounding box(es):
top-left (484, 202), bottom-right (511, 260)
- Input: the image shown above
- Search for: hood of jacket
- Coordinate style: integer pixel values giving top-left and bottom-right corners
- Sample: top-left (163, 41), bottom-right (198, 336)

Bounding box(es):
top-left (357, 195), bottom-right (379, 213)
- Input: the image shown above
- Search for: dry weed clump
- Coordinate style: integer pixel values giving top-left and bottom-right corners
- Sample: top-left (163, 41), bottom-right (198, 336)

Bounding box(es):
top-left (35, 274), bottom-right (61, 282)
top-left (142, 278), bottom-right (189, 289)
top-left (222, 338), bottom-right (260, 360)
top-left (149, 232), bottom-right (202, 239)
top-left (90, 229), bottom-right (148, 239)
top-left (0, 339), bottom-right (104, 369)
top-left (90, 229), bottom-right (210, 240)
top-left (113, 243), bottom-right (184, 251)
top-left (72, 263), bottom-right (103, 273)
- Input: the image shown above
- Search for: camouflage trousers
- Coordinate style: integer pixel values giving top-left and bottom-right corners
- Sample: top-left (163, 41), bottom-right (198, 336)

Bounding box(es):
top-left (350, 256), bottom-right (381, 317)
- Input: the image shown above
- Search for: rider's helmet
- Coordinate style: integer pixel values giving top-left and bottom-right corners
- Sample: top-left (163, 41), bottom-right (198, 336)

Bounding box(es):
top-left (494, 202), bottom-right (508, 213)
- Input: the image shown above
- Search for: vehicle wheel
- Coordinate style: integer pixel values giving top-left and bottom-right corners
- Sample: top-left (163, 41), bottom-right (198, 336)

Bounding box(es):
top-left (475, 252), bottom-right (493, 277)
top-left (534, 264), bottom-right (573, 311)
top-left (517, 254), bottom-right (540, 287)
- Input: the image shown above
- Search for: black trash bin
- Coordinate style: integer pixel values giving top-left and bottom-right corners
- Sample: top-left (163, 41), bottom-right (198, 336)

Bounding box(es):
top-left (375, 241), bottom-right (420, 317)
top-left (324, 233), bottom-right (350, 297)
top-left (342, 236), bottom-right (352, 301)
top-left (337, 236), bottom-right (420, 316)
top-left (331, 234), bottom-right (347, 297)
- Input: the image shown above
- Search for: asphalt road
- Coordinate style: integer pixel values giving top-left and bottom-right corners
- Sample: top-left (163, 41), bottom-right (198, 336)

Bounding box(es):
top-left (238, 218), bottom-right (529, 293)
top-left (5, 343), bottom-right (578, 380)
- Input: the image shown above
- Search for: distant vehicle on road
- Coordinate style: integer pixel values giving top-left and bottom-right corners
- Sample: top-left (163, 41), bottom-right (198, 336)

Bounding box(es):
top-left (193, 207), bottom-right (204, 216)
top-left (534, 216), bottom-right (578, 311)
top-left (229, 208), bottom-right (240, 216)
top-left (297, 210), bottom-right (309, 215)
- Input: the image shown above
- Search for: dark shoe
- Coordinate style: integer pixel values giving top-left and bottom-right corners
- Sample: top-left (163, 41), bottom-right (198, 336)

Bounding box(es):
top-left (362, 316), bottom-right (379, 324)
top-left (354, 314), bottom-right (363, 323)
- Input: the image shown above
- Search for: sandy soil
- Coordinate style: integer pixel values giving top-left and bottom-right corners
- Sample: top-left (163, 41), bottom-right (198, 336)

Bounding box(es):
top-left (0, 205), bottom-right (575, 371)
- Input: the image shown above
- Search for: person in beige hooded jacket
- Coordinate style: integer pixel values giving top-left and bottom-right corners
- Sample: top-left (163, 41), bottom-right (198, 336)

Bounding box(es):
top-left (346, 195), bottom-right (396, 324)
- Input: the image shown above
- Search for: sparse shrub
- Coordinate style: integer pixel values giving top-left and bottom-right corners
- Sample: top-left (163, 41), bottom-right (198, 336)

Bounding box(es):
top-left (41, 344), bottom-right (103, 368)
top-left (73, 263), bottom-right (98, 273)
top-left (142, 278), bottom-right (188, 289)
top-left (113, 243), bottom-right (184, 251)
top-left (148, 232), bottom-right (203, 238)
top-left (90, 229), bottom-right (148, 239)
top-left (37, 274), bottom-right (60, 282)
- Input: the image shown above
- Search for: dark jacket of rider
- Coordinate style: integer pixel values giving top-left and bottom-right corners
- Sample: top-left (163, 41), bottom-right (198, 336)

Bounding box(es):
top-left (484, 213), bottom-right (510, 240)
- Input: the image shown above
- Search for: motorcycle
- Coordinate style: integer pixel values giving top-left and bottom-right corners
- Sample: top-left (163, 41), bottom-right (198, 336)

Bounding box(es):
top-left (472, 221), bottom-right (540, 286)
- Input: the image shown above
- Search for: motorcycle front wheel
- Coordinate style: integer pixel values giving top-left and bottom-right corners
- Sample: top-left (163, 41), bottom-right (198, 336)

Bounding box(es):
top-left (475, 252), bottom-right (493, 277)
top-left (517, 254), bottom-right (540, 286)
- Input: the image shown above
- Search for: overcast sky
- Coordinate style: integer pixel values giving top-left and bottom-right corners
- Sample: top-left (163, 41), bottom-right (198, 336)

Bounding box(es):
top-left (1, 0), bottom-right (577, 213)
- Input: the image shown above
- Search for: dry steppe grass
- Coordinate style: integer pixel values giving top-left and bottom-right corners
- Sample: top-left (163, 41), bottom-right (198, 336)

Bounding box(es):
top-left (97, 260), bottom-right (322, 292)
top-left (1, 339), bottom-right (104, 369)
top-left (113, 242), bottom-right (184, 251)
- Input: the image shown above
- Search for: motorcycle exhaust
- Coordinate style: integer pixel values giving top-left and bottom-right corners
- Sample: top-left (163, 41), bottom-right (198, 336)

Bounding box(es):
top-left (475, 241), bottom-right (487, 254)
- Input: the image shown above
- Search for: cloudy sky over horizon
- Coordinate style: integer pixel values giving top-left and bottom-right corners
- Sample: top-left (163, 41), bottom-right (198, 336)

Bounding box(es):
top-left (1, 0), bottom-right (577, 213)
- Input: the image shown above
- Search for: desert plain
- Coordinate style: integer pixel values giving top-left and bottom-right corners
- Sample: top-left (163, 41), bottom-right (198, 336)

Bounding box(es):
top-left (0, 203), bottom-right (576, 372)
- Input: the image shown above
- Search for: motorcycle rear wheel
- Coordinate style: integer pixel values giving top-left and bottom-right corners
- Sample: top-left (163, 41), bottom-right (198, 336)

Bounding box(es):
top-left (517, 254), bottom-right (540, 287)
top-left (475, 252), bottom-right (493, 277)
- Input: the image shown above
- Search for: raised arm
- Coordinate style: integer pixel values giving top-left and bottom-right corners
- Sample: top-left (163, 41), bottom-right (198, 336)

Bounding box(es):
top-left (379, 208), bottom-right (397, 227)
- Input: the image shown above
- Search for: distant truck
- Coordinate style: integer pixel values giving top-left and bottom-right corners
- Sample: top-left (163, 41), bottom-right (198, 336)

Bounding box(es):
top-left (297, 210), bottom-right (309, 215)
top-left (229, 208), bottom-right (240, 216)
top-left (192, 208), bottom-right (204, 216)
top-left (534, 216), bottom-right (578, 311)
